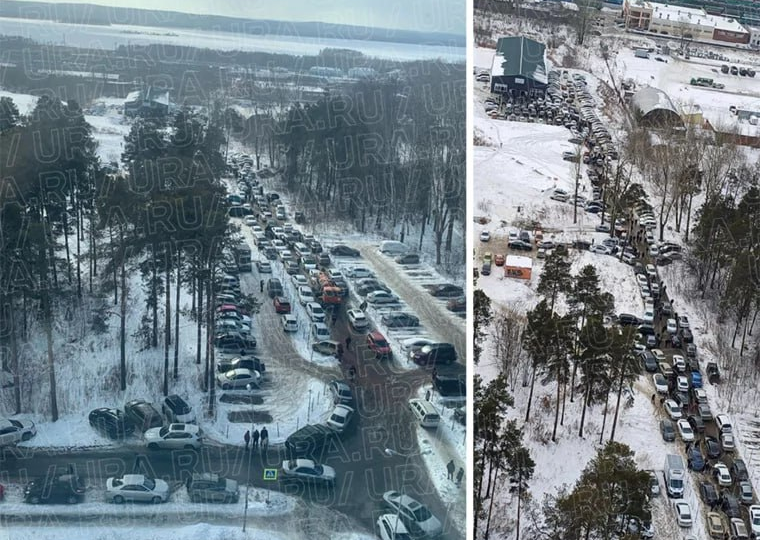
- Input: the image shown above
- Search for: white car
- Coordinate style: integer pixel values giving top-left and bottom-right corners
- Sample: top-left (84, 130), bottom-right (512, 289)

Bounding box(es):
top-left (664, 399), bottom-right (682, 420)
top-left (306, 302), bottom-right (326, 322)
top-left (281, 314), bottom-right (298, 332)
top-left (642, 309), bottom-right (654, 324)
top-left (0, 418), bottom-right (37, 446)
top-left (215, 319), bottom-right (250, 335)
top-left (678, 315), bottom-right (690, 329)
top-left (674, 501), bottom-right (692, 527)
top-left (636, 274), bottom-right (649, 287)
top-left (297, 286), bottom-right (315, 305)
top-left (366, 291), bottom-right (399, 304)
top-left (377, 514), bottom-right (412, 540)
top-left (106, 474), bottom-right (170, 504)
top-left (666, 318), bottom-right (677, 334)
top-left (346, 309), bottom-right (369, 330)
top-left (281, 459), bottom-right (335, 486)
top-left (646, 264), bottom-right (657, 279)
top-left (325, 405), bottom-right (354, 433)
top-left (651, 349), bottom-right (666, 362)
top-left (639, 284), bottom-right (651, 298)
top-left (748, 505), bottom-right (760, 537)
top-left (676, 375), bottom-right (689, 392)
top-left (216, 368), bottom-right (261, 390)
top-left (400, 337), bottom-right (435, 352)
top-left (345, 266), bottom-right (373, 279)
top-left (672, 355), bottom-right (686, 373)
top-left (251, 225), bottom-right (263, 234)
top-left (676, 419), bottom-right (694, 442)
top-left (653, 373), bottom-right (668, 394)
top-left (144, 423), bottom-right (202, 450)
top-left (713, 463), bottom-right (732, 486)
top-left (382, 490), bottom-right (442, 538)
top-left (256, 260), bottom-right (271, 273)
top-left (649, 245), bottom-right (660, 257)
top-left (480, 230), bottom-right (491, 242)
top-left (244, 216), bottom-right (257, 226)
top-left (292, 274), bottom-right (309, 287)
top-left (590, 244), bottom-right (612, 255)
top-left (312, 322), bottom-right (330, 341)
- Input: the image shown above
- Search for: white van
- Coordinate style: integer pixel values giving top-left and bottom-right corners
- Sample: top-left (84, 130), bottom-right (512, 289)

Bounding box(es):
top-left (408, 399), bottom-right (440, 428)
top-left (715, 414), bottom-right (733, 434)
top-left (379, 241), bottom-right (407, 255)
top-left (293, 242), bottom-right (311, 259)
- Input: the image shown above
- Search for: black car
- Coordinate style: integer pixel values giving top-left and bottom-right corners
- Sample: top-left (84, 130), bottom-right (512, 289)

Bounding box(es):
top-left (670, 334), bottom-right (682, 348)
top-left (721, 492), bottom-right (741, 518)
top-left (637, 324), bottom-right (655, 336)
top-left (294, 211), bottom-right (305, 224)
top-left (686, 445), bottom-right (705, 471)
top-left (318, 253), bottom-right (331, 267)
top-left (508, 240), bottom-right (532, 251)
top-left (24, 473), bottom-right (85, 504)
top-left (618, 313), bottom-right (641, 326)
top-left (162, 395), bottom-right (195, 424)
top-left (411, 343), bottom-right (457, 366)
top-left (699, 481), bottom-right (719, 507)
top-left (427, 284), bottom-right (464, 298)
top-left (706, 362), bottom-right (720, 383)
top-left (285, 424), bottom-right (336, 459)
top-left (123, 400), bottom-right (163, 432)
top-left (732, 459), bottom-right (749, 482)
top-left (217, 356), bottom-right (266, 374)
top-left (88, 407), bottom-right (134, 439)
top-left (330, 245), bottom-right (360, 257)
top-left (267, 278), bottom-right (283, 298)
top-left (703, 436), bottom-right (722, 459)
top-left (380, 313), bottom-right (420, 328)
top-left (481, 262), bottom-right (491, 276)
top-left (395, 253), bottom-right (420, 265)
top-left (432, 372), bottom-right (466, 399)
top-left (681, 328), bottom-right (694, 343)
top-left (356, 279), bottom-right (391, 296)
top-left (687, 414), bottom-right (705, 434)
top-left (660, 419), bottom-right (675, 442)
top-left (447, 296), bottom-right (466, 313)
top-left (640, 351), bottom-right (658, 372)
top-left (186, 473), bottom-right (239, 503)
top-left (685, 343), bottom-right (697, 358)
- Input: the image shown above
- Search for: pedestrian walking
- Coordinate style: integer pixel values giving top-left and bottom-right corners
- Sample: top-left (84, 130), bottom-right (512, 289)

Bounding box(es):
top-left (252, 428), bottom-right (260, 449)
top-left (659, 396), bottom-right (665, 406)
top-left (446, 460), bottom-right (455, 481)
top-left (432, 368), bottom-right (438, 383)
top-left (651, 394), bottom-right (656, 404)
top-left (348, 365), bottom-right (356, 381)
top-left (337, 343), bottom-right (344, 360)
top-left (456, 467), bottom-right (464, 486)
top-left (259, 279), bottom-right (264, 293)
top-left (260, 427), bottom-right (269, 453)
top-left (244, 430), bottom-right (250, 450)
top-left (331, 311), bottom-right (338, 324)
top-left (425, 390), bottom-right (431, 401)
top-left (345, 336), bottom-right (352, 350)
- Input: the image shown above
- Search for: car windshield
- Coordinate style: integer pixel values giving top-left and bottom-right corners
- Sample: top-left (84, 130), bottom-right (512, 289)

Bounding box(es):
top-left (158, 427), bottom-right (170, 437)
top-left (411, 504), bottom-right (432, 521)
top-left (753, 515), bottom-right (760, 526)
top-left (672, 479), bottom-right (683, 488)
top-left (313, 465), bottom-right (323, 475)
top-left (143, 478), bottom-right (155, 490)
top-left (375, 338), bottom-right (388, 347)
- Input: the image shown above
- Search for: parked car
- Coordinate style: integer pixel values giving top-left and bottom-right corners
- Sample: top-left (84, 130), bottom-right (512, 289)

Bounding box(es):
top-left (713, 462), bottom-right (732, 486)
top-left (186, 473), bottom-right (239, 503)
top-left (281, 458), bottom-right (336, 486)
top-left (686, 445), bottom-right (705, 471)
top-left (325, 404), bottom-right (355, 433)
top-left (382, 490), bottom-right (443, 538)
top-left (89, 408), bottom-right (134, 439)
top-left (410, 343), bottom-right (457, 365)
top-left (312, 340), bottom-right (340, 356)
top-left (216, 356), bottom-right (265, 374)
top-left (330, 245), bottom-right (360, 257)
top-left (721, 492), bottom-right (741, 518)
top-left (426, 284), bottom-right (464, 298)
top-left (123, 401), bottom-right (163, 432)
top-left (732, 459), bottom-right (750, 482)
top-left (161, 395), bottom-right (195, 424)
top-left (739, 481), bottom-right (755, 505)
top-left (24, 473), bottom-right (86, 504)
top-left (381, 313), bottom-right (420, 328)
top-left (106, 474), bottom-right (169, 504)
top-left (749, 505), bottom-right (760, 537)
top-left (395, 253), bottom-right (420, 264)
top-left (663, 399), bottom-right (682, 420)
top-left (216, 368), bottom-right (261, 390)
top-left (705, 511), bottom-right (726, 539)
top-left (480, 230), bottom-right (491, 242)
top-left (328, 380), bottom-right (353, 406)
top-left (700, 481), bottom-right (719, 507)
top-left (346, 309), bottom-right (369, 330)
top-left (447, 296), bottom-right (466, 313)
top-left (660, 419), bottom-right (676, 442)
top-left (674, 501), bottom-right (693, 527)
top-left (144, 423), bottom-right (202, 450)
top-left (703, 436), bottom-right (722, 459)
top-left (267, 278), bottom-right (283, 298)
top-left (366, 291), bottom-right (399, 304)
top-left (214, 332), bottom-right (257, 355)
top-left (273, 296), bottom-right (291, 314)
top-left (377, 514), bottom-right (411, 540)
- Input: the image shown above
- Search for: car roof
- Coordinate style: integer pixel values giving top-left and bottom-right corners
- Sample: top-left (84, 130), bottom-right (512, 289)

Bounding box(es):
top-left (168, 423), bottom-right (199, 433)
top-left (122, 474), bottom-right (146, 483)
top-left (369, 330), bottom-right (386, 339)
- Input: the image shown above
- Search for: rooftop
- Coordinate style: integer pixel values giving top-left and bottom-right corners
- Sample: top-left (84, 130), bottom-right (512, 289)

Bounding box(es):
top-left (649, 2), bottom-right (748, 33)
top-left (505, 255), bottom-right (533, 268)
top-left (491, 36), bottom-right (548, 84)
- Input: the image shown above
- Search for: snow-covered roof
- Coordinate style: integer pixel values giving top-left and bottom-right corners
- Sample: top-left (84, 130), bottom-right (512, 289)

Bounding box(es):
top-left (505, 255), bottom-right (533, 269)
top-left (632, 86), bottom-right (682, 126)
top-left (649, 2), bottom-right (748, 34)
top-left (491, 36), bottom-right (548, 85)
top-left (125, 90), bottom-right (140, 103)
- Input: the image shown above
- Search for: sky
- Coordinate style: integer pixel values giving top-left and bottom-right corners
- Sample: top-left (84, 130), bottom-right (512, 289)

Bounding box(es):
top-left (14, 0), bottom-right (466, 35)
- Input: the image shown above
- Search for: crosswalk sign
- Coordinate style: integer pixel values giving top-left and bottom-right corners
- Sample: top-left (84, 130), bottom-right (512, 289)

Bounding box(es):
top-left (263, 468), bottom-right (278, 481)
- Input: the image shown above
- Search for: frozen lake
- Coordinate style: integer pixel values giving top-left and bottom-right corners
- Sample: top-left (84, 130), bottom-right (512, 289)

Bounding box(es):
top-left (0, 17), bottom-right (465, 63)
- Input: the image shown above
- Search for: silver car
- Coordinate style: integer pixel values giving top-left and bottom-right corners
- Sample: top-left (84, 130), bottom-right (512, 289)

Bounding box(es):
top-left (106, 474), bottom-right (169, 504)
top-left (144, 423), bottom-right (202, 450)
top-left (0, 418), bottom-right (36, 446)
top-left (382, 490), bottom-right (442, 537)
top-left (216, 368), bottom-right (261, 390)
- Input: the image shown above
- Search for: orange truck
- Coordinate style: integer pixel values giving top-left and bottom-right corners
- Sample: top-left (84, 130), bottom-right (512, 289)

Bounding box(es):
top-left (310, 272), bottom-right (343, 305)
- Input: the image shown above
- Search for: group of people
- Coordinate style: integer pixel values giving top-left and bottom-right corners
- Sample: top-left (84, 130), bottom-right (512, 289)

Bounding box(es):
top-left (244, 426), bottom-right (269, 452)
top-left (446, 460), bottom-right (465, 486)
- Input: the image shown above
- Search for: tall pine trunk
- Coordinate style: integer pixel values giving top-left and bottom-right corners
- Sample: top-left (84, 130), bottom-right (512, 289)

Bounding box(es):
top-left (525, 364), bottom-right (537, 423)
top-left (151, 245), bottom-right (158, 348)
top-left (551, 364), bottom-right (562, 442)
top-left (578, 384), bottom-right (591, 438)
top-left (610, 362), bottom-right (627, 443)
top-left (196, 272), bottom-right (203, 366)
top-left (174, 251), bottom-right (181, 379)
top-left (119, 227), bottom-right (127, 392)
top-left (163, 247), bottom-right (171, 397)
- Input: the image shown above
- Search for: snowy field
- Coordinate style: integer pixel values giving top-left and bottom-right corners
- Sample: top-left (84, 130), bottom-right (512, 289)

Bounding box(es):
top-left (0, 17), bottom-right (465, 62)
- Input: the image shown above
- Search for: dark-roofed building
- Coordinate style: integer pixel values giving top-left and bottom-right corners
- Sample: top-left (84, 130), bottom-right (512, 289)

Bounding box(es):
top-left (490, 36), bottom-right (548, 98)
top-left (631, 87), bottom-right (683, 128)
top-left (124, 86), bottom-right (171, 118)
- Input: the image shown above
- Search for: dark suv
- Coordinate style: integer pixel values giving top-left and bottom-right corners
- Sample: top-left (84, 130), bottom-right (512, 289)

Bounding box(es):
top-left (433, 373), bottom-right (466, 400)
top-left (284, 424), bottom-right (336, 459)
top-left (162, 395), bottom-right (195, 424)
top-left (24, 473), bottom-right (86, 504)
top-left (124, 400), bottom-right (164, 432)
top-left (410, 343), bottom-right (457, 365)
top-left (186, 473), bottom-right (239, 503)
top-left (88, 407), bottom-right (134, 439)
top-left (267, 278), bottom-right (283, 298)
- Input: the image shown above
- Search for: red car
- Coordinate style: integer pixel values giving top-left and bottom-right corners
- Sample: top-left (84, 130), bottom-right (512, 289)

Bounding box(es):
top-left (273, 296), bottom-right (291, 314)
top-left (367, 331), bottom-right (391, 357)
top-left (494, 254), bottom-right (505, 266)
top-left (216, 303), bottom-right (249, 316)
